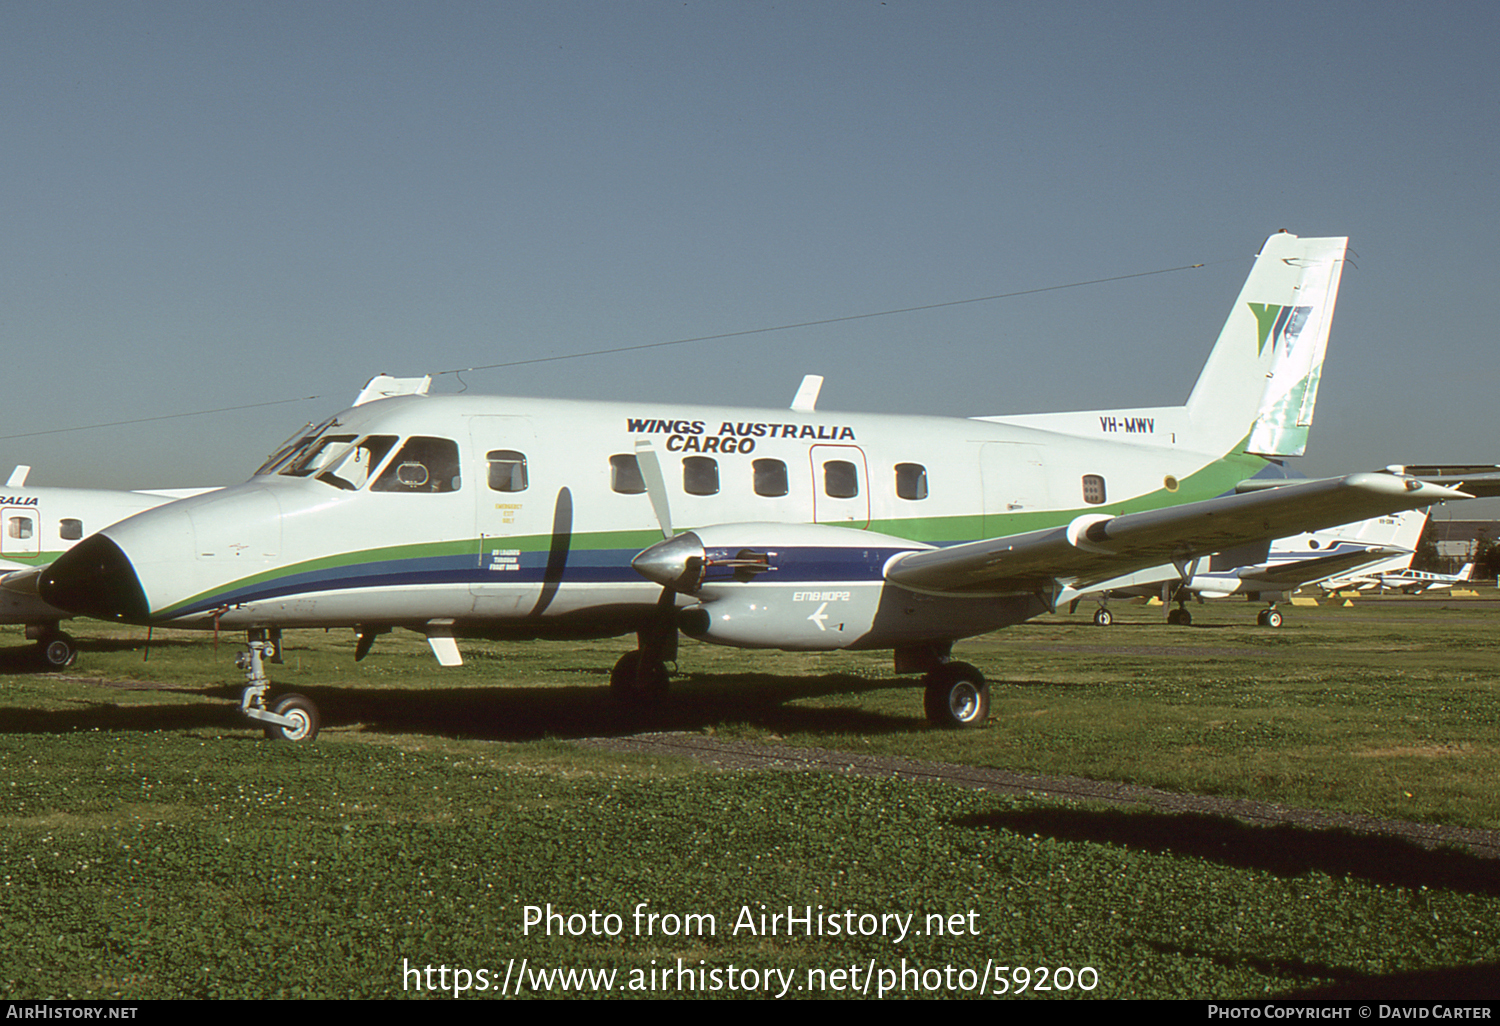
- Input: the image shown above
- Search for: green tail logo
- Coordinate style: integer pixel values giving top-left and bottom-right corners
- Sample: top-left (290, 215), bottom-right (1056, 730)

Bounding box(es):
top-left (1248, 303), bottom-right (1312, 356)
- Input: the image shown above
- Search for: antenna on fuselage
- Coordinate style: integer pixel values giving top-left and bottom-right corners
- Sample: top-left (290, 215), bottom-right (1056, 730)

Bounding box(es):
top-left (790, 374), bottom-right (823, 412)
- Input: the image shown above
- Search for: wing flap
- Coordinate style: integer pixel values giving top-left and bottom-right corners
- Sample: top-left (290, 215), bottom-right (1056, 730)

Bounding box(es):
top-left (884, 473), bottom-right (1465, 596)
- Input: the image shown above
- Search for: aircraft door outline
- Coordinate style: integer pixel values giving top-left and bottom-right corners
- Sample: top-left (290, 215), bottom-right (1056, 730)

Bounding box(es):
top-left (468, 416), bottom-right (543, 614)
top-left (810, 445), bottom-right (871, 528)
top-left (1, 505), bottom-right (41, 560)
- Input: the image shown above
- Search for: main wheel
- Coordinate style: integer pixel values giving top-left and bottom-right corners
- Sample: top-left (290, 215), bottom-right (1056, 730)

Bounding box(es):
top-left (923, 662), bottom-right (990, 729)
top-left (1093, 607), bottom-right (1113, 627)
top-left (263, 693), bottom-right (320, 742)
top-left (1264, 608), bottom-right (1283, 628)
top-left (37, 632), bottom-right (77, 669)
top-left (610, 651), bottom-right (670, 702)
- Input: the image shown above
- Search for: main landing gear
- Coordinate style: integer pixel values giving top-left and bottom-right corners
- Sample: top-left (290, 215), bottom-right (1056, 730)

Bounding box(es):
top-left (236, 628), bottom-right (320, 741)
top-left (921, 661), bottom-right (990, 730)
top-left (610, 619), bottom-right (677, 702)
top-left (27, 626), bottom-right (78, 669)
top-left (1256, 605), bottom-right (1284, 628)
top-left (610, 649), bottom-right (670, 700)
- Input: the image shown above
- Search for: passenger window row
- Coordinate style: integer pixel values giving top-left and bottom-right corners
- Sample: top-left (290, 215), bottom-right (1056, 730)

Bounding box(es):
top-left (485, 451), bottom-right (1105, 506)
top-left (5, 517), bottom-right (84, 541)
top-left (595, 454), bottom-right (929, 501)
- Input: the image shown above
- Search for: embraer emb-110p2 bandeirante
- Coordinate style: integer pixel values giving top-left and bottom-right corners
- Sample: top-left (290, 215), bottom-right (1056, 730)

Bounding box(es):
top-left (37, 232), bottom-right (1471, 741)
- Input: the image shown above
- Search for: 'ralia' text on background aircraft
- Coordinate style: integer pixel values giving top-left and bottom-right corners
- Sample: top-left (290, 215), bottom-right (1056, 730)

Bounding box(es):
top-left (36, 232), bottom-right (1472, 741)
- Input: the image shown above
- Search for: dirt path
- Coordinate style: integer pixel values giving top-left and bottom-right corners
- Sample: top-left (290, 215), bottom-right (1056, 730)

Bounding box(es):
top-left (576, 731), bottom-right (1500, 860)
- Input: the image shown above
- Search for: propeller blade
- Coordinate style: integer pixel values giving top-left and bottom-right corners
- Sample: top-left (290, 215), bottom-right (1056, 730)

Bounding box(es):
top-left (634, 439), bottom-right (673, 540)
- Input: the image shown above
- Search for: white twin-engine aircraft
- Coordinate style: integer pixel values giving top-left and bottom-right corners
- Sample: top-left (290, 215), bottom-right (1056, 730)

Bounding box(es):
top-left (0, 465), bottom-right (217, 667)
top-left (36, 232), bottom-right (1470, 741)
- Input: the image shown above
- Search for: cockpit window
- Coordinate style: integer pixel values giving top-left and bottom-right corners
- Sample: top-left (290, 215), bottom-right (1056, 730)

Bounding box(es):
top-left (371, 437), bottom-right (462, 493)
top-left (280, 435), bottom-right (358, 478)
top-left (316, 435), bottom-right (398, 491)
top-left (256, 416), bottom-right (340, 476)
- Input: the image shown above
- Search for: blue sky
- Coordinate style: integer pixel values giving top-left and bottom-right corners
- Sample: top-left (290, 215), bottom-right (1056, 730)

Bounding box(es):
top-left (4, 1), bottom-right (1497, 518)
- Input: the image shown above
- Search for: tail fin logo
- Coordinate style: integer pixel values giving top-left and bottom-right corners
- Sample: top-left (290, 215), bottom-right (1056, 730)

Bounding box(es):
top-left (1248, 303), bottom-right (1313, 357)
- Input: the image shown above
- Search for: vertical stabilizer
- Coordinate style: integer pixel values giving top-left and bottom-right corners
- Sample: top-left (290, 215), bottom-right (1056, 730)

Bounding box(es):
top-left (1184, 232), bottom-right (1348, 457)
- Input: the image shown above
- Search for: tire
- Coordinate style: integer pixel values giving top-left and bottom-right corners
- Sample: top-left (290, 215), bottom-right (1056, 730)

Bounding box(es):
top-left (1265, 609), bottom-right (1283, 628)
top-left (263, 693), bottom-right (320, 742)
top-left (38, 634), bottom-right (77, 669)
top-left (610, 651), bottom-right (669, 702)
top-left (1093, 608), bottom-right (1113, 627)
top-left (923, 662), bottom-right (990, 729)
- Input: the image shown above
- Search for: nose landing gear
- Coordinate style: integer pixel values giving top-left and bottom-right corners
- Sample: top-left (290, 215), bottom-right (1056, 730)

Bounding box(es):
top-left (236, 628), bottom-right (321, 741)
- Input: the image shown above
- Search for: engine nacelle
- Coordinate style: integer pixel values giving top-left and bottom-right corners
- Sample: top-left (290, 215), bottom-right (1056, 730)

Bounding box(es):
top-left (635, 521), bottom-right (1046, 651)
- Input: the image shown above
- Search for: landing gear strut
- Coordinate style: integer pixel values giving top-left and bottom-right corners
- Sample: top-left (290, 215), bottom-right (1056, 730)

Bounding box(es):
top-left (236, 628), bottom-right (320, 741)
top-left (1164, 581), bottom-right (1194, 626)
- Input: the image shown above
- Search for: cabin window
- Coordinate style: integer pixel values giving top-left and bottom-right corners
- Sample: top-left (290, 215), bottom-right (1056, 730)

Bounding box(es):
top-left (59, 519), bottom-right (83, 541)
top-left (371, 437), bottom-right (461, 493)
top-left (610, 454), bottom-right (645, 494)
top-left (487, 450), bottom-right (529, 492)
top-left (753, 459), bottom-right (788, 498)
top-left (823, 460), bottom-right (859, 499)
top-left (8, 517), bottom-right (33, 540)
top-left (895, 463), bottom-right (928, 501)
top-left (1082, 474), bottom-right (1107, 505)
top-left (683, 456), bottom-right (719, 496)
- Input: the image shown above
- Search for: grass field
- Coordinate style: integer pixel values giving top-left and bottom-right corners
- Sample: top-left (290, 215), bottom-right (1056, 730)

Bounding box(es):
top-left (1, 592), bottom-right (1498, 999)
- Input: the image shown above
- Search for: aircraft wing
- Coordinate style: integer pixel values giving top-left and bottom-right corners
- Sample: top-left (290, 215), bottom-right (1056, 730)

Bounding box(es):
top-left (884, 473), bottom-right (1466, 597)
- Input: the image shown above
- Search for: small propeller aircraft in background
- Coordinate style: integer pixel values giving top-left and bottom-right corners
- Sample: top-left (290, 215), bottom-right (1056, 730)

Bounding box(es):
top-left (0, 466), bottom-right (217, 666)
top-left (36, 232), bottom-right (1475, 740)
top-left (1356, 561), bottom-right (1477, 594)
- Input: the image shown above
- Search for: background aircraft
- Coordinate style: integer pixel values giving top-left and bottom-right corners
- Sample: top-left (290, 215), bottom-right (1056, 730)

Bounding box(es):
top-left (1356, 562), bottom-right (1476, 595)
top-left (1074, 507), bottom-right (1427, 627)
top-left (0, 466), bottom-right (217, 666)
top-left (35, 233), bottom-right (1473, 740)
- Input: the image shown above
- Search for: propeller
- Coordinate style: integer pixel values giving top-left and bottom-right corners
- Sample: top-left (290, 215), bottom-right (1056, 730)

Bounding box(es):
top-left (632, 440), bottom-right (706, 594)
top-left (622, 439), bottom-right (696, 689)
top-left (634, 439), bottom-right (673, 540)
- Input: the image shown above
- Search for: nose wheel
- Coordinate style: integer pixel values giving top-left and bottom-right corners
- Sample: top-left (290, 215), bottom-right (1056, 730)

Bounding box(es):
top-left (236, 630), bottom-right (321, 742)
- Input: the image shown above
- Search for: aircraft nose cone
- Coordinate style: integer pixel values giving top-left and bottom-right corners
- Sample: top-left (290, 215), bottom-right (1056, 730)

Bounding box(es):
top-left (631, 532), bottom-right (705, 593)
top-left (38, 534), bottom-right (151, 623)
